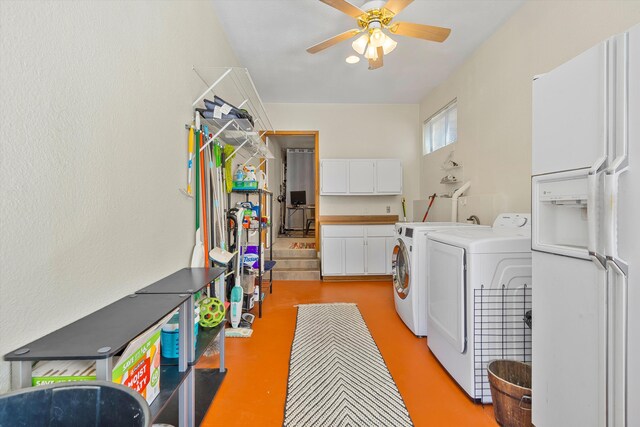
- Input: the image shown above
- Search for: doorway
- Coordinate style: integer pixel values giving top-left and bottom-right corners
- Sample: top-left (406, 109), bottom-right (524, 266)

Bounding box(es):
top-left (265, 131), bottom-right (319, 249)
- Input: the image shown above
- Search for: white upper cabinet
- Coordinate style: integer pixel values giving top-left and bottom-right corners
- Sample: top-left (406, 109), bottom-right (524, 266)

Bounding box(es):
top-left (320, 160), bottom-right (349, 194)
top-left (348, 160), bottom-right (375, 193)
top-left (320, 159), bottom-right (402, 195)
top-left (375, 159), bottom-right (403, 194)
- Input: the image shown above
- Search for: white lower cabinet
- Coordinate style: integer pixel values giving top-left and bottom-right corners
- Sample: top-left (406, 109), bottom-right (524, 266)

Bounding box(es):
top-left (345, 238), bottom-right (366, 274)
top-left (321, 224), bottom-right (395, 276)
top-left (321, 237), bottom-right (345, 275)
top-left (366, 237), bottom-right (387, 274)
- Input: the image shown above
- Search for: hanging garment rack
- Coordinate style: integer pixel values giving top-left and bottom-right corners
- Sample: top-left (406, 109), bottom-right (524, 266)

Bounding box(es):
top-left (191, 67), bottom-right (274, 162)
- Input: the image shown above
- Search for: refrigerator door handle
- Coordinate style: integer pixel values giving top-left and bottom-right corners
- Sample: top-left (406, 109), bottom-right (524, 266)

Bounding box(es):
top-left (605, 168), bottom-right (630, 263)
top-left (606, 258), bottom-right (628, 427)
top-left (605, 172), bottom-right (616, 260)
top-left (588, 156), bottom-right (607, 269)
top-left (604, 31), bottom-right (629, 264)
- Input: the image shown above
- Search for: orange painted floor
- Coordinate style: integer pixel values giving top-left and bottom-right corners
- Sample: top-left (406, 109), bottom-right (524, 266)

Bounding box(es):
top-left (198, 280), bottom-right (498, 426)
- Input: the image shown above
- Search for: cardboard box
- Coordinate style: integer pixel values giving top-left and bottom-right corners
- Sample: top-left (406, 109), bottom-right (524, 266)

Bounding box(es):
top-left (31, 316), bottom-right (167, 405)
top-left (32, 360), bottom-right (97, 386)
top-left (112, 327), bottom-right (162, 404)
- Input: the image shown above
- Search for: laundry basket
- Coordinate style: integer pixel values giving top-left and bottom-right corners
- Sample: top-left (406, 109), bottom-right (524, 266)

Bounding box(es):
top-left (0, 381), bottom-right (151, 426)
top-left (487, 360), bottom-right (532, 427)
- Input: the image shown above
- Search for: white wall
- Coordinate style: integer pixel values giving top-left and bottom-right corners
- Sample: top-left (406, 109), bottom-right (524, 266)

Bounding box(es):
top-left (419, 0), bottom-right (640, 224)
top-left (265, 103), bottom-right (420, 219)
top-left (0, 0), bottom-right (239, 391)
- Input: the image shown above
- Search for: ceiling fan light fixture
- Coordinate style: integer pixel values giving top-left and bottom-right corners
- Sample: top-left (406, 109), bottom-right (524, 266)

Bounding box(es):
top-left (364, 43), bottom-right (378, 60)
top-left (307, 0), bottom-right (453, 71)
top-left (352, 33), bottom-right (369, 55)
top-left (345, 55), bottom-right (360, 64)
top-left (369, 27), bottom-right (386, 48)
top-left (382, 34), bottom-right (397, 55)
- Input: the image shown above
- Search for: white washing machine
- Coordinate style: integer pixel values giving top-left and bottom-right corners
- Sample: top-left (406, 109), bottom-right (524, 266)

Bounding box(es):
top-left (426, 213), bottom-right (532, 402)
top-left (391, 222), bottom-right (486, 336)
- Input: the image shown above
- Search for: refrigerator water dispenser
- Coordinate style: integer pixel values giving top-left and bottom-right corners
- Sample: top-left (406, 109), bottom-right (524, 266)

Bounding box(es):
top-left (532, 168), bottom-right (602, 259)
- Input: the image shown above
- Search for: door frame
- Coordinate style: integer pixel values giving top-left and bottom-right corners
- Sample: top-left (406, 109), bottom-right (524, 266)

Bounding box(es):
top-left (263, 130), bottom-right (320, 250)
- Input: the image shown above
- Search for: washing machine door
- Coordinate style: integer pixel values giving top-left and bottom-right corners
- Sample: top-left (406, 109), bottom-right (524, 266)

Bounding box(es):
top-left (427, 240), bottom-right (466, 353)
top-left (392, 239), bottom-right (411, 300)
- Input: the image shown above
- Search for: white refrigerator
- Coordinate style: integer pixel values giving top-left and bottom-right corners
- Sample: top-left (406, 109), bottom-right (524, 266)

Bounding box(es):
top-left (531, 24), bottom-right (638, 427)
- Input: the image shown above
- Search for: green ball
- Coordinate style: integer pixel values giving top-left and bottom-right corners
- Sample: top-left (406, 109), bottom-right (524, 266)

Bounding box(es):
top-left (199, 297), bottom-right (225, 328)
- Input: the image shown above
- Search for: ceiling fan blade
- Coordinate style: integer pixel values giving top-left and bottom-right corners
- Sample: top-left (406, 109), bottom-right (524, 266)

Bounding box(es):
top-left (389, 22), bottom-right (451, 42)
top-left (383, 0), bottom-right (413, 15)
top-left (306, 29), bottom-right (360, 54)
top-left (320, 0), bottom-right (366, 18)
top-left (368, 46), bottom-right (384, 70)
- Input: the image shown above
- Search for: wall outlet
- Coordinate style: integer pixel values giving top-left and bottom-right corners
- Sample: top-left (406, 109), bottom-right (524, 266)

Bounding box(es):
top-left (386, 206), bottom-right (391, 213)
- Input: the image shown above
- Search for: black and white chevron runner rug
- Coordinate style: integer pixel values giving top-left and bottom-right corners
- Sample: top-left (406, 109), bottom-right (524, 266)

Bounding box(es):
top-left (284, 303), bottom-right (413, 427)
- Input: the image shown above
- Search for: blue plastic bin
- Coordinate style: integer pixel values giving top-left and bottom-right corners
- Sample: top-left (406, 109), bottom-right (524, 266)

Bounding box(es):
top-left (160, 310), bottom-right (199, 359)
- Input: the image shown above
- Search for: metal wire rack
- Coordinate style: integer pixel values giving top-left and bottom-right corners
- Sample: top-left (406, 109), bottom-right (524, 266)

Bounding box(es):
top-left (473, 284), bottom-right (532, 403)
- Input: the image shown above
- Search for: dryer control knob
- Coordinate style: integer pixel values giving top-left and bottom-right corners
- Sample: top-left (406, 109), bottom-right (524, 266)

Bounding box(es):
top-left (513, 217), bottom-right (528, 227)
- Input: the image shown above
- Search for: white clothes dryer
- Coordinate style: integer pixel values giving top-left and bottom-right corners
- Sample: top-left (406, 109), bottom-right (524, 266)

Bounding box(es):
top-left (392, 222), bottom-right (486, 336)
top-left (426, 213), bottom-right (532, 402)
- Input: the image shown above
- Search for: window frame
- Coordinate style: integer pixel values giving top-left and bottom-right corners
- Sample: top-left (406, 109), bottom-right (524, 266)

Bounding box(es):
top-left (422, 99), bottom-right (457, 155)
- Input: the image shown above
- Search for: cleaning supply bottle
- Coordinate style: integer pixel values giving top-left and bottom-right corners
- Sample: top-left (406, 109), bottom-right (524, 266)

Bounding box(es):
top-left (234, 164), bottom-right (244, 182)
top-left (257, 170), bottom-right (267, 190)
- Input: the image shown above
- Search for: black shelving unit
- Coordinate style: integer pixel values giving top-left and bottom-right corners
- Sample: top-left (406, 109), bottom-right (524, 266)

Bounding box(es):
top-left (135, 267), bottom-right (227, 426)
top-left (227, 188), bottom-right (274, 318)
top-left (4, 267), bottom-right (226, 427)
top-left (152, 368), bottom-right (225, 426)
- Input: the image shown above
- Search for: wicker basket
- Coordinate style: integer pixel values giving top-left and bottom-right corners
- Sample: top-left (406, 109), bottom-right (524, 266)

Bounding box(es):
top-left (487, 360), bottom-right (532, 427)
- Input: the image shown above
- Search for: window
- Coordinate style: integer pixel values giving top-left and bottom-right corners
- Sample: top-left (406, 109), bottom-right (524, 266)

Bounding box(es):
top-left (423, 100), bottom-right (457, 155)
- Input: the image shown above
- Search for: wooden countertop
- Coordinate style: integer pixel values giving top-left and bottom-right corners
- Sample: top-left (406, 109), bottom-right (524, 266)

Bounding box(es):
top-left (318, 215), bottom-right (399, 225)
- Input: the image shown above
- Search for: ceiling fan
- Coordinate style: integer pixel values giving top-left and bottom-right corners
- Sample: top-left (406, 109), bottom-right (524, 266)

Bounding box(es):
top-left (307, 0), bottom-right (451, 70)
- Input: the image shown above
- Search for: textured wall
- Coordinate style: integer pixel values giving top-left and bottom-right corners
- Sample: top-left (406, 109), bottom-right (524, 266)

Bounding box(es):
top-left (419, 0), bottom-right (640, 223)
top-left (0, 0), bottom-right (239, 391)
top-left (265, 103), bottom-right (421, 220)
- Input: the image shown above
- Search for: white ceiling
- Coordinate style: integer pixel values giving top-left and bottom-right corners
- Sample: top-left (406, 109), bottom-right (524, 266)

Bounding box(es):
top-left (211, 0), bottom-right (524, 104)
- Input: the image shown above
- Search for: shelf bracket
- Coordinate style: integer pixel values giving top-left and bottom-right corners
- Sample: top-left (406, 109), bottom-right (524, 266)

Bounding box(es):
top-left (218, 275), bottom-right (227, 373)
top-left (241, 147), bottom-right (261, 167)
top-left (179, 370), bottom-right (195, 427)
top-left (95, 357), bottom-right (113, 381)
top-left (229, 138), bottom-right (250, 159)
top-left (178, 297), bottom-right (195, 371)
top-left (11, 361), bottom-right (32, 389)
top-left (192, 67), bottom-right (232, 107)
top-left (200, 120), bottom-right (234, 153)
